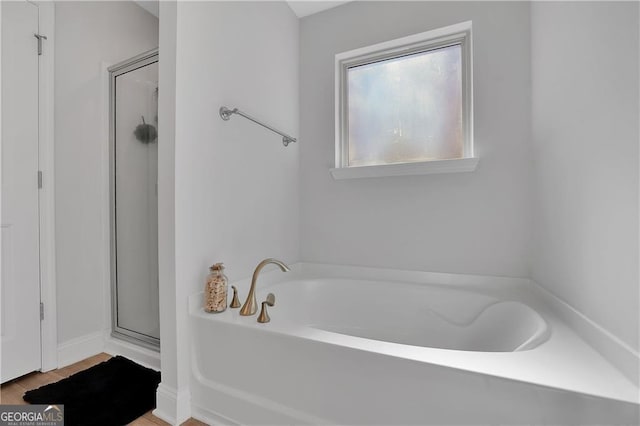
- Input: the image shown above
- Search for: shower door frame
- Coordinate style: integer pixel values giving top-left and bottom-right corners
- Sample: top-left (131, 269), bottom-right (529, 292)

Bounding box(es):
top-left (108, 48), bottom-right (160, 350)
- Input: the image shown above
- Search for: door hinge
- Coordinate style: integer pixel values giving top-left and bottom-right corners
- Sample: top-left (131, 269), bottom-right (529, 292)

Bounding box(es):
top-left (34, 34), bottom-right (47, 56)
top-left (40, 302), bottom-right (44, 321)
top-left (38, 171), bottom-right (43, 189)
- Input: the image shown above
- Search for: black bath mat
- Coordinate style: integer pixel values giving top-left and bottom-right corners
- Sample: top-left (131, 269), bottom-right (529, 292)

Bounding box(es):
top-left (23, 355), bottom-right (161, 426)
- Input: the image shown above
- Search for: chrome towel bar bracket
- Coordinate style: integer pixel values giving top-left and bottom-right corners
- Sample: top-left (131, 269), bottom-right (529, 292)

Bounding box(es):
top-left (219, 106), bottom-right (297, 147)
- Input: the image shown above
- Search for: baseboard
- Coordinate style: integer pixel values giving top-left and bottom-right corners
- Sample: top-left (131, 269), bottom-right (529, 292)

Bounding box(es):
top-left (532, 280), bottom-right (640, 386)
top-left (153, 383), bottom-right (191, 425)
top-left (191, 404), bottom-right (240, 426)
top-left (103, 333), bottom-right (160, 371)
top-left (57, 331), bottom-right (105, 368)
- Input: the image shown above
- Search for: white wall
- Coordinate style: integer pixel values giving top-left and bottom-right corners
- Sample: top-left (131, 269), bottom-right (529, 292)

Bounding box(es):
top-left (156, 1), bottom-right (299, 422)
top-left (174, 1), bottom-right (299, 289)
top-left (531, 2), bottom-right (639, 353)
top-left (54, 1), bottom-right (158, 345)
top-left (299, 1), bottom-right (532, 277)
top-left (156, 1), bottom-right (184, 420)
top-left (156, 0), bottom-right (181, 420)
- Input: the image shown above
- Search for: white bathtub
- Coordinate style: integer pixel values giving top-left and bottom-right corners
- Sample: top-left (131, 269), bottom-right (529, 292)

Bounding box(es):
top-left (265, 279), bottom-right (549, 352)
top-left (189, 264), bottom-right (639, 425)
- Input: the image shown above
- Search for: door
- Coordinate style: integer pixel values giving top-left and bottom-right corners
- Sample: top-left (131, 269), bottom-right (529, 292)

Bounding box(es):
top-left (1, 0), bottom-right (42, 382)
top-left (109, 52), bottom-right (160, 348)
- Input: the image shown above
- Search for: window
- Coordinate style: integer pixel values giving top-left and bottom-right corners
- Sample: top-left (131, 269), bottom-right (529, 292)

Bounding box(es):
top-left (332, 21), bottom-right (477, 179)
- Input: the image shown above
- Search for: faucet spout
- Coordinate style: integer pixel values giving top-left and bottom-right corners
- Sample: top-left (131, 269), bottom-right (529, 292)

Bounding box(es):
top-left (239, 258), bottom-right (290, 316)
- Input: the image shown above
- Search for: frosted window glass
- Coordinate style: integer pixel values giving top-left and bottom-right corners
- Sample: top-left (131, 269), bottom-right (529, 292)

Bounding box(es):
top-left (347, 44), bottom-right (463, 167)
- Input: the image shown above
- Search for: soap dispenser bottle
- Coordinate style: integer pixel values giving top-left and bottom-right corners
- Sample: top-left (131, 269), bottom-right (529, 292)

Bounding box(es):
top-left (204, 263), bottom-right (228, 313)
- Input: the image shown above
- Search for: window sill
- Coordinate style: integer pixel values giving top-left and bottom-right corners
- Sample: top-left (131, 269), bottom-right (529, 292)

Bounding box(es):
top-left (330, 157), bottom-right (479, 180)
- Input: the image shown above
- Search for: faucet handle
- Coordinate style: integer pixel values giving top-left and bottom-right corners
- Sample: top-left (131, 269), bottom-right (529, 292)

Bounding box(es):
top-left (257, 293), bottom-right (275, 323)
top-left (230, 285), bottom-right (241, 308)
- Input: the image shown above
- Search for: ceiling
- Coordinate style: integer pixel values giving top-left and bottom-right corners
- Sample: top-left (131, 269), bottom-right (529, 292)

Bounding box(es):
top-left (286, 1), bottom-right (351, 18)
top-left (133, 1), bottom-right (350, 19)
top-left (133, 1), bottom-right (159, 18)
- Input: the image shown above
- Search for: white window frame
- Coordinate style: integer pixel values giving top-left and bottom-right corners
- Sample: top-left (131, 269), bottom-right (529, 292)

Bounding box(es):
top-left (332, 21), bottom-right (477, 180)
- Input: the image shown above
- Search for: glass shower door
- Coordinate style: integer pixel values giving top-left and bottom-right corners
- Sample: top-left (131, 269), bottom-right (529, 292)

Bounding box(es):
top-left (109, 50), bottom-right (159, 348)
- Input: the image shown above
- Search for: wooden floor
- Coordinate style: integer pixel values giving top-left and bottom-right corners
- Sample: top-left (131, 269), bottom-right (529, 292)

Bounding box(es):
top-left (0, 353), bottom-right (206, 426)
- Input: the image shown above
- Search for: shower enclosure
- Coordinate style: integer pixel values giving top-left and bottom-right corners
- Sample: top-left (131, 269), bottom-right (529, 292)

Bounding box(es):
top-left (109, 49), bottom-right (159, 349)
